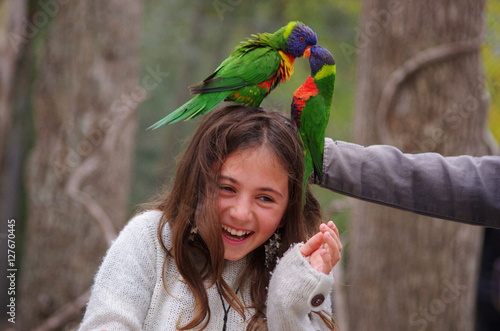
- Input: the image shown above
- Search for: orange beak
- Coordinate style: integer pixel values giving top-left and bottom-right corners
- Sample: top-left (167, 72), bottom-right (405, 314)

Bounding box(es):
top-left (304, 46), bottom-right (311, 59)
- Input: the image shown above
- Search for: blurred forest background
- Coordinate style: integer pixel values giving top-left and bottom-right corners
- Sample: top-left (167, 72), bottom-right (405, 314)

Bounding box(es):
top-left (0, 0), bottom-right (499, 330)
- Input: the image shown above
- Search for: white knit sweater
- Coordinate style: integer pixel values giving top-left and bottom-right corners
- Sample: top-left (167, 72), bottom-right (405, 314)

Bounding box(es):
top-left (79, 210), bottom-right (334, 330)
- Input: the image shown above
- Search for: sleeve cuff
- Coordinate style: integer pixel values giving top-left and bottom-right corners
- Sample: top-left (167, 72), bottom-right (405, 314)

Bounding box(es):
top-left (269, 244), bottom-right (334, 313)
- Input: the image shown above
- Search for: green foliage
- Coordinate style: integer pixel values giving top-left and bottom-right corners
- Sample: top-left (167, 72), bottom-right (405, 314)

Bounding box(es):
top-left (485, 0), bottom-right (500, 144)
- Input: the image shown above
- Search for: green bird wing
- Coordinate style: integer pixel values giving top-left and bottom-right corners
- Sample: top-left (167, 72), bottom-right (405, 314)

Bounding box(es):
top-left (300, 95), bottom-right (330, 177)
top-left (304, 68), bottom-right (336, 178)
top-left (190, 47), bottom-right (281, 93)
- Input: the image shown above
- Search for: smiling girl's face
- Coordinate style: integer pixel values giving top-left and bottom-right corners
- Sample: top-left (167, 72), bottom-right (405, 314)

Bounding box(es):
top-left (218, 146), bottom-right (289, 261)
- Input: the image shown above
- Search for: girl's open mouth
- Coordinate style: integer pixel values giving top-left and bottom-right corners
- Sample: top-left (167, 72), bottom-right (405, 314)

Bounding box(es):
top-left (222, 224), bottom-right (253, 242)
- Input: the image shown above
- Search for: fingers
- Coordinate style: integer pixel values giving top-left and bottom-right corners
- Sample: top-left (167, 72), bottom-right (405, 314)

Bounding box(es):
top-left (319, 223), bottom-right (342, 274)
top-left (320, 221), bottom-right (342, 253)
top-left (300, 232), bottom-right (324, 257)
top-left (323, 231), bottom-right (341, 262)
top-left (301, 221), bottom-right (342, 274)
top-left (320, 246), bottom-right (333, 274)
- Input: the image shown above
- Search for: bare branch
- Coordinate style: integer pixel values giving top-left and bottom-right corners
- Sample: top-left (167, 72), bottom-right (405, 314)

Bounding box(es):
top-left (376, 38), bottom-right (483, 144)
top-left (64, 113), bottom-right (136, 246)
top-left (38, 113), bottom-right (136, 331)
top-left (32, 290), bottom-right (91, 331)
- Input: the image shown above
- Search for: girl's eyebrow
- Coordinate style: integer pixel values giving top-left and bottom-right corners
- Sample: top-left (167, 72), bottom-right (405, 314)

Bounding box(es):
top-left (220, 175), bottom-right (237, 183)
top-left (220, 175), bottom-right (284, 198)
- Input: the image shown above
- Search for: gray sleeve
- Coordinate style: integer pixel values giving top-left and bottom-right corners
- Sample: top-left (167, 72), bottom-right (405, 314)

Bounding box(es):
top-left (319, 139), bottom-right (500, 228)
top-left (266, 244), bottom-right (334, 331)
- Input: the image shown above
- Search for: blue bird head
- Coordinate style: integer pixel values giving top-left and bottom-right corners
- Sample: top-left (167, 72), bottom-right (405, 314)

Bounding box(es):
top-left (285, 22), bottom-right (318, 58)
top-left (306, 45), bottom-right (335, 76)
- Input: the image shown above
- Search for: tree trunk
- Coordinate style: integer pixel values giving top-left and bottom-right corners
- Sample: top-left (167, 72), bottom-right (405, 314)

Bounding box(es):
top-left (0, 0), bottom-right (27, 327)
top-left (347, 0), bottom-right (489, 330)
top-left (0, 0), bottom-right (25, 167)
top-left (19, 1), bottom-right (142, 329)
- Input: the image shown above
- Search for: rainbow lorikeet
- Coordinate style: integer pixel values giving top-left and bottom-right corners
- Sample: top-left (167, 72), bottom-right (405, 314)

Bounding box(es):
top-left (291, 45), bottom-right (336, 193)
top-left (149, 21), bottom-right (317, 128)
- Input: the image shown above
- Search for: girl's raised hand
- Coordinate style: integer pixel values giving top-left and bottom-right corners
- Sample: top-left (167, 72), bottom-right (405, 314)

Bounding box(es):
top-left (299, 221), bottom-right (342, 274)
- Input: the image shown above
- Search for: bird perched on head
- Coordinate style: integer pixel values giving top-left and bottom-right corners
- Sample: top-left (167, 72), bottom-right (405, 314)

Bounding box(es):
top-left (149, 21), bottom-right (317, 129)
top-left (291, 45), bottom-right (336, 194)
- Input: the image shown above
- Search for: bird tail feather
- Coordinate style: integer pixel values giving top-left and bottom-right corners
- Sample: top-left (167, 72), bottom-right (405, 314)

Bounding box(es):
top-left (148, 93), bottom-right (227, 129)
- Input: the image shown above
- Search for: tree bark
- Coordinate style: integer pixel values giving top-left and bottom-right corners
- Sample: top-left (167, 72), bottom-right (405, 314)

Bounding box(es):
top-left (0, 0), bottom-right (27, 326)
top-left (347, 0), bottom-right (489, 330)
top-left (0, 0), bottom-right (26, 166)
top-left (19, 1), bottom-right (142, 329)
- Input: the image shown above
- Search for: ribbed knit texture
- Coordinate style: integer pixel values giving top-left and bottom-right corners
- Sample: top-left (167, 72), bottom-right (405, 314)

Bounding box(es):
top-left (79, 210), bottom-right (334, 330)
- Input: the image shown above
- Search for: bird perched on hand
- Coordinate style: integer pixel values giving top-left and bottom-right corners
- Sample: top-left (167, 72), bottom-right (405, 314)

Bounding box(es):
top-left (291, 45), bottom-right (336, 193)
top-left (149, 21), bottom-right (317, 128)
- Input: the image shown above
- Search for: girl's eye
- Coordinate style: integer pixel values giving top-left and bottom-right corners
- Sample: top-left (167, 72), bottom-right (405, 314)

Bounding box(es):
top-left (259, 196), bottom-right (274, 203)
top-left (220, 185), bottom-right (235, 193)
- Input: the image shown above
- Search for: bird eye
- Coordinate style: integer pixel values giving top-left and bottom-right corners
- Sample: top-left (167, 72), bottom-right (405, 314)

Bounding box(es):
top-left (313, 53), bottom-right (318, 58)
top-left (299, 36), bottom-right (304, 42)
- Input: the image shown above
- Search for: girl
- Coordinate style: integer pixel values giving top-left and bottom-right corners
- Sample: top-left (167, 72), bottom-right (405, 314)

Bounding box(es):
top-left (79, 105), bottom-right (342, 330)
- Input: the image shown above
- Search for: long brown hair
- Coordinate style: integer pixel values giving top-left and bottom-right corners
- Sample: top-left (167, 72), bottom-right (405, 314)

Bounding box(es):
top-left (155, 105), bottom-right (333, 330)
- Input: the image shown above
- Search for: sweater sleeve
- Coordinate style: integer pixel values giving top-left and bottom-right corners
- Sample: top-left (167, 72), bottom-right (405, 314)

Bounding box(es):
top-left (319, 139), bottom-right (500, 228)
top-left (266, 244), bottom-right (335, 331)
top-left (79, 211), bottom-right (161, 331)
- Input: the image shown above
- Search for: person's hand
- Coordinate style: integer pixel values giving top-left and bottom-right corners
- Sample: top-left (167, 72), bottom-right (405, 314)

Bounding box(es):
top-left (300, 221), bottom-right (342, 274)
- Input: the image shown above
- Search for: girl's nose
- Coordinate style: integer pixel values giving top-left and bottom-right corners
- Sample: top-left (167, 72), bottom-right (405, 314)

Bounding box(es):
top-left (228, 196), bottom-right (253, 222)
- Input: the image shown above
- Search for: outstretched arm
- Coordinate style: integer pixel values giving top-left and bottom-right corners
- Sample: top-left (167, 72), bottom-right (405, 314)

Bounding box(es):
top-left (319, 139), bottom-right (500, 228)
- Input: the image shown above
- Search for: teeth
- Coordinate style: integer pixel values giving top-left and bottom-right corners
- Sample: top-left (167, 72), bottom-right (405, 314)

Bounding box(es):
top-left (222, 224), bottom-right (251, 236)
